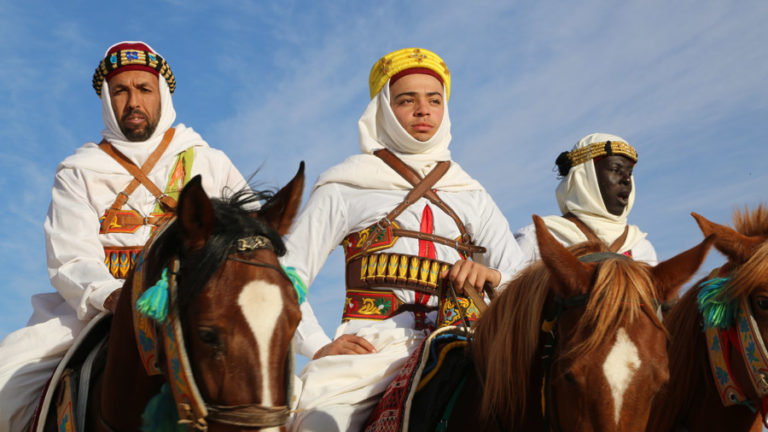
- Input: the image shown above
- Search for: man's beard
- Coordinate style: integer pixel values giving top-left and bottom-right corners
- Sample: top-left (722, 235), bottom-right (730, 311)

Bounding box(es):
top-left (119, 108), bottom-right (159, 142)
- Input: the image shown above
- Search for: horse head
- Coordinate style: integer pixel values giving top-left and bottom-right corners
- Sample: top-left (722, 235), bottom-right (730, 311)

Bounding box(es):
top-left (142, 163), bottom-right (305, 431)
top-left (678, 207), bottom-right (768, 427)
top-left (473, 215), bottom-right (711, 432)
top-left (534, 215), bottom-right (712, 431)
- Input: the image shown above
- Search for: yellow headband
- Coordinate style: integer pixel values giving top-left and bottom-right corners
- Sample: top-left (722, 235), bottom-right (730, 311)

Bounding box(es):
top-left (555, 141), bottom-right (638, 176)
top-left (369, 47), bottom-right (451, 100)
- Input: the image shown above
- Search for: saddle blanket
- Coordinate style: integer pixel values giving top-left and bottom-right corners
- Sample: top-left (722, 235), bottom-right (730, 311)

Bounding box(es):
top-left (364, 326), bottom-right (472, 432)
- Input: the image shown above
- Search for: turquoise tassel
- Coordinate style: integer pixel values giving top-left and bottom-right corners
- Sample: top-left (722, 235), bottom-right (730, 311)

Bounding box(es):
top-left (282, 266), bottom-right (307, 304)
top-left (697, 277), bottom-right (736, 329)
top-left (141, 383), bottom-right (184, 432)
top-left (136, 268), bottom-right (170, 322)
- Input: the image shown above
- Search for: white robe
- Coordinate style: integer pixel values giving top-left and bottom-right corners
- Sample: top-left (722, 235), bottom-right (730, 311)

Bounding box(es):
top-left (0, 125), bottom-right (247, 431)
top-left (514, 221), bottom-right (659, 267)
top-left (284, 182), bottom-right (525, 431)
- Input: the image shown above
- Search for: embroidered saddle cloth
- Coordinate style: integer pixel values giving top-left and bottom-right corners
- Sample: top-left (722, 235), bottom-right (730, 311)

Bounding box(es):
top-left (364, 326), bottom-right (472, 432)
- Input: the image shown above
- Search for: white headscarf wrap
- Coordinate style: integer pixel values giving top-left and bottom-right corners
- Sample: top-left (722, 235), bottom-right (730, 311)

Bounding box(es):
top-left (315, 81), bottom-right (483, 191)
top-left (542, 133), bottom-right (646, 253)
top-left (60, 41), bottom-right (209, 173)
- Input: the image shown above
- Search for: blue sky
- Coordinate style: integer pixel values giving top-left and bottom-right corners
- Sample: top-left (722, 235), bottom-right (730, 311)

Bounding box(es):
top-left (1, 0), bottom-right (767, 371)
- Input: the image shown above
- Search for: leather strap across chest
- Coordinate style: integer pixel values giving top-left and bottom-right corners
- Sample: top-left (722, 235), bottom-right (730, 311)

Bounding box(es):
top-left (98, 128), bottom-right (177, 233)
top-left (563, 212), bottom-right (628, 253)
top-left (364, 149), bottom-right (485, 255)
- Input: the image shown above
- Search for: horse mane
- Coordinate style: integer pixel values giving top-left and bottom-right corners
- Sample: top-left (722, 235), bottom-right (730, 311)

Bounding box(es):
top-left (472, 242), bottom-right (663, 425)
top-left (733, 204), bottom-right (768, 237)
top-left (716, 204), bottom-right (768, 302)
top-left (145, 187), bottom-right (285, 312)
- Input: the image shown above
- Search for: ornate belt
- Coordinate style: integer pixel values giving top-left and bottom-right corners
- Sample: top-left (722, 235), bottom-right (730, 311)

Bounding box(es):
top-left (346, 252), bottom-right (451, 296)
top-left (103, 246), bottom-right (143, 278)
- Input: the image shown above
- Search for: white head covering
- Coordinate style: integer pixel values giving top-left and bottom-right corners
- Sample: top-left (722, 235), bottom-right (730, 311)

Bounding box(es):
top-left (315, 78), bottom-right (483, 191)
top-left (98, 41), bottom-right (177, 167)
top-left (542, 133), bottom-right (646, 252)
top-left (59, 41), bottom-right (208, 173)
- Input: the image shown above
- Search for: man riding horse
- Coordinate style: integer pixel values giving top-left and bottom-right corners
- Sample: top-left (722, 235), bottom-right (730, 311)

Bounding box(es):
top-left (0, 41), bottom-right (248, 430)
top-left (283, 47), bottom-right (526, 431)
top-left (515, 132), bottom-right (658, 265)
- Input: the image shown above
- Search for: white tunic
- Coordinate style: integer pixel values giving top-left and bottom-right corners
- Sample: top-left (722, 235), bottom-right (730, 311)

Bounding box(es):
top-left (514, 221), bottom-right (659, 267)
top-left (0, 126), bottom-right (247, 431)
top-left (283, 181), bottom-right (525, 431)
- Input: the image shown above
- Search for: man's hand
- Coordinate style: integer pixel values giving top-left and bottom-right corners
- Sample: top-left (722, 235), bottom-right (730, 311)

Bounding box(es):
top-left (441, 260), bottom-right (501, 295)
top-left (312, 334), bottom-right (377, 360)
top-left (103, 288), bottom-right (122, 313)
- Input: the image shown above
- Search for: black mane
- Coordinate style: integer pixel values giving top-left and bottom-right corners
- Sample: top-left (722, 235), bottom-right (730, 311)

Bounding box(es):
top-left (144, 187), bottom-right (285, 311)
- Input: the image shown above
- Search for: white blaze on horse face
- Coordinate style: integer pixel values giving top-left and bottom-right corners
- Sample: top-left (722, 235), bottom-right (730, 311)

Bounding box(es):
top-left (602, 327), bottom-right (641, 425)
top-left (238, 280), bottom-right (284, 408)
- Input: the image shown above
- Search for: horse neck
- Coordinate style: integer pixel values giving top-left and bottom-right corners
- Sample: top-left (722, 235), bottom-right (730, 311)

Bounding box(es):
top-left (96, 271), bottom-right (164, 430)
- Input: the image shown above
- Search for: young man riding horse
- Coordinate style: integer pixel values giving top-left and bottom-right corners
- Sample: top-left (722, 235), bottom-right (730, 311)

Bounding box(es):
top-left (0, 41), bottom-right (248, 430)
top-left (515, 132), bottom-right (658, 265)
top-left (283, 47), bottom-right (526, 431)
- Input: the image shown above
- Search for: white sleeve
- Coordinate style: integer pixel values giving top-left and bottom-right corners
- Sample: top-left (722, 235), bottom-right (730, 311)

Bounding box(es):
top-left (280, 184), bottom-right (349, 358)
top-left (513, 223), bottom-right (541, 268)
top-left (471, 193), bottom-right (527, 289)
top-left (195, 148), bottom-right (250, 200)
top-left (631, 238), bottom-right (659, 266)
top-left (44, 168), bottom-right (123, 321)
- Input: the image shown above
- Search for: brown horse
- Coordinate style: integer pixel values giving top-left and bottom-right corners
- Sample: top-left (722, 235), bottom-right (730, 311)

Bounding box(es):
top-left (43, 165), bottom-right (305, 431)
top-left (440, 215), bottom-right (712, 432)
top-left (648, 205), bottom-right (768, 432)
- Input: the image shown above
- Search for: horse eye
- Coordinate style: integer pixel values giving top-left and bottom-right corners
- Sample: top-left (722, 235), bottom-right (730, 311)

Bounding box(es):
top-left (564, 372), bottom-right (577, 384)
top-left (198, 327), bottom-right (220, 346)
top-left (756, 298), bottom-right (768, 311)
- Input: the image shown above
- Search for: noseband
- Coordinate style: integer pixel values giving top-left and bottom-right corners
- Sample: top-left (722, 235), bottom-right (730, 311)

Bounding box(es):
top-left (131, 227), bottom-right (295, 431)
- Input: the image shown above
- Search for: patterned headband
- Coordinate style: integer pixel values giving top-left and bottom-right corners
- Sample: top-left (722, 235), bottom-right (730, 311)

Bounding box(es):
top-left (92, 48), bottom-right (175, 96)
top-left (555, 141), bottom-right (638, 177)
top-left (369, 47), bottom-right (451, 100)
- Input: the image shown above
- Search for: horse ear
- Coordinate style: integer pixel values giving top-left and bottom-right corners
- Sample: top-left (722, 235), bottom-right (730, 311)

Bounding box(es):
top-left (533, 215), bottom-right (591, 297)
top-left (258, 162), bottom-right (305, 236)
top-left (691, 212), bottom-right (763, 264)
top-left (651, 234), bottom-right (714, 302)
top-left (177, 175), bottom-right (215, 251)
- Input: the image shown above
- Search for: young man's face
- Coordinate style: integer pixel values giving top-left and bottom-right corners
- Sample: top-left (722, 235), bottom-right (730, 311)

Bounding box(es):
top-left (389, 73), bottom-right (445, 142)
top-left (594, 155), bottom-right (634, 216)
top-left (108, 70), bottom-right (161, 142)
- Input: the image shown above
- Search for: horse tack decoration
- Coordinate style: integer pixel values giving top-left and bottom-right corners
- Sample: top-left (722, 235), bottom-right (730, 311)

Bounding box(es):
top-left (700, 275), bottom-right (768, 425)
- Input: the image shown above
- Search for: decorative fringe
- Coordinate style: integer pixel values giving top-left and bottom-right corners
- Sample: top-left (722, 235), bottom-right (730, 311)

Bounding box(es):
top-left (137, 268), bottom-right (170, 322)
top-left (697, 277), bottom-right (736, 329)
top-left (141, 383), bottom-right (184, 432)
top-left (282, 266), bottom-right (307, 304)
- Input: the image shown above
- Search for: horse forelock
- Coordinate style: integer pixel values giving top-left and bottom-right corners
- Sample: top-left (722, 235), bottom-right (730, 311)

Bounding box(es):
top-left (147, 189), bottom-right (286, 312)
top-left (563, 258), bottom-right (663, 362)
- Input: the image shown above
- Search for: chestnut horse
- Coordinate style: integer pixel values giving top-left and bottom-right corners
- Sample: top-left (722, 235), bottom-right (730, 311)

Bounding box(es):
top-left (43, 165), bottom-right (304, 431)
top-left (438, 215), bottom-right (712, 431)
top-left (648, 205), bottom-right (768, 431)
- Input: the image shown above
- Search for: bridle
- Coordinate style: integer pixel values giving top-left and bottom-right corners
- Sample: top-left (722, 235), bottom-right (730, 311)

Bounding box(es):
top-left (131, 222), bottom-right (296, 430)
